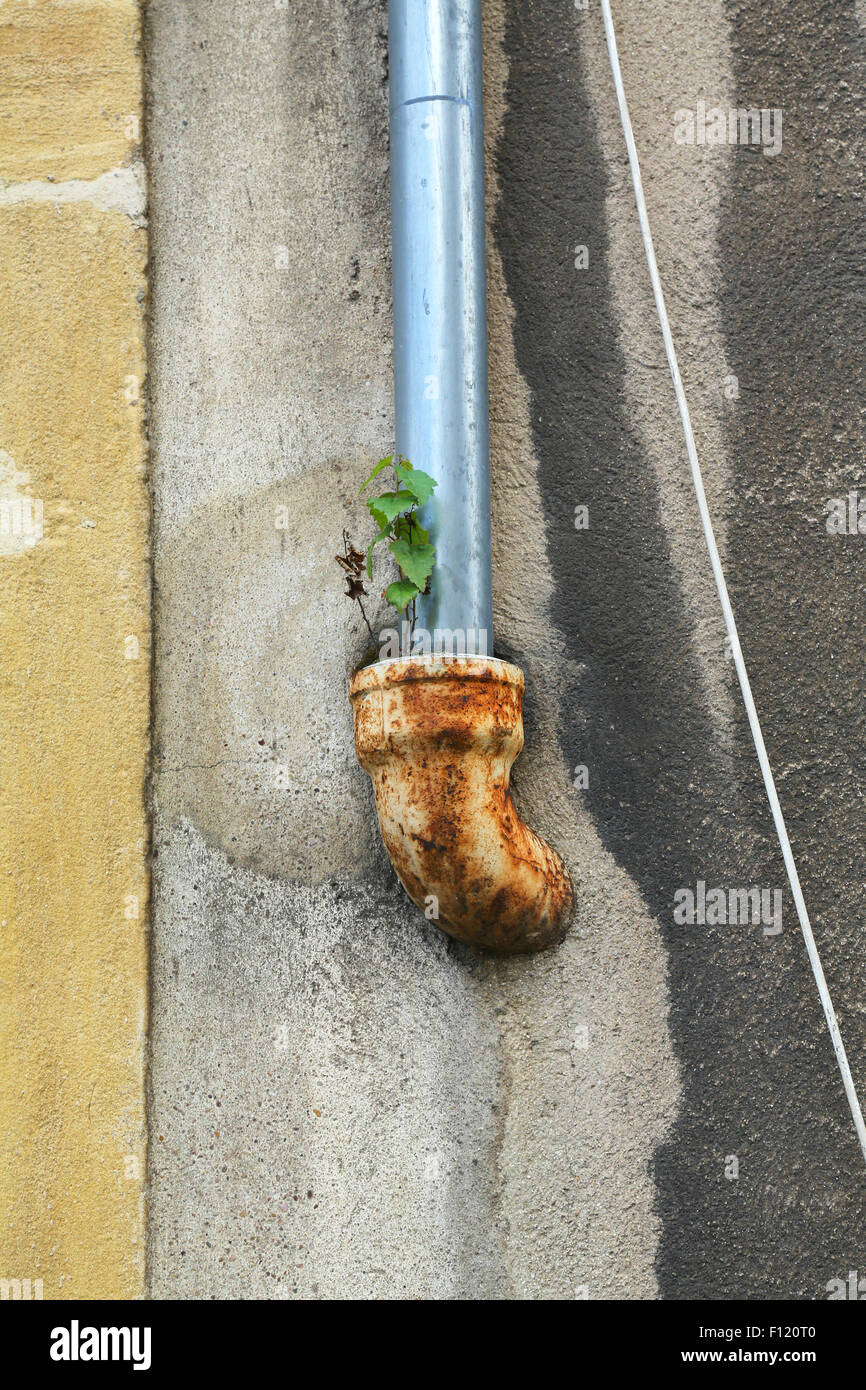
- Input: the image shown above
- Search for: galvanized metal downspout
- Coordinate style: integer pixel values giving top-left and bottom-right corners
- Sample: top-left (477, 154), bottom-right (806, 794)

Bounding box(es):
top-left (389, 0), bottom-right (492, 647)
top-left (349, 0), bottom-right (574, 952)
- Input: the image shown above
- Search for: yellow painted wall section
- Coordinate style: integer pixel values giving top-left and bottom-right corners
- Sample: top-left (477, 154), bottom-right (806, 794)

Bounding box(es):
top-left (0, 1), bottom-right (148, 1299)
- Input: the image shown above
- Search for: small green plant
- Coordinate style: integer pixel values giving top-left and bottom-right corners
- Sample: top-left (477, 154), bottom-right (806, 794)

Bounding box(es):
top-left (337, 455), bottom-right (437, 651)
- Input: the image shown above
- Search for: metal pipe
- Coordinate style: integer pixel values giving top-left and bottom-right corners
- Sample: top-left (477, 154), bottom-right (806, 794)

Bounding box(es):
top-left (388, 0), bottom-right (493, 651)
top-left (356, 3), bottom-right (574, 953)
top-left (350, 655), bottom-right (574, 952)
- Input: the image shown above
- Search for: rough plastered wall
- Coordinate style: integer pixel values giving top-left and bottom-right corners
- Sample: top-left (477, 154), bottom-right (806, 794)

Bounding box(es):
top-left (146, 0), bottom-right (866, 1300)
top-left (0, 1), bottom-right (149, 1299)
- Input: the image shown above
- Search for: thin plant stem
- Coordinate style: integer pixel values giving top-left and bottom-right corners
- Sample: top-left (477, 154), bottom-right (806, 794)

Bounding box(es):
top-left (357, 597), bottom-right (376, 648)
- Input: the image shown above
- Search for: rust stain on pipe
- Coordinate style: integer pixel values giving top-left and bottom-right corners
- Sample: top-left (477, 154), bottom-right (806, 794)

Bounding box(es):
top-left (349, 654), bottom-right (574, 952)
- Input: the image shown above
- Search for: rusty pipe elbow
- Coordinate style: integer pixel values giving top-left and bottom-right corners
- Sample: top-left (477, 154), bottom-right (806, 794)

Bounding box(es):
top-left (349, 654), bottom-right (574, 952)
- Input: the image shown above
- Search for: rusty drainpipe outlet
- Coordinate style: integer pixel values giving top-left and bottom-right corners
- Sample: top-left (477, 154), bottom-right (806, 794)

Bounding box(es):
top-left (350, 653), bottom-right (574, 952)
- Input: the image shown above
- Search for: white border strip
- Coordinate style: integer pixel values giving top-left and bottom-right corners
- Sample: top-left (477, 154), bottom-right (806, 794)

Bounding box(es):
top-left (600, 0), bottom-right (866, 1167)
top-left (0, 164), bottom-right (146, 220)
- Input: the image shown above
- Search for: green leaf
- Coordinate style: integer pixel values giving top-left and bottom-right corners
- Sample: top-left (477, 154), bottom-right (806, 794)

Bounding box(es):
top-left (393, 515), bottom-right (429, 546)
top-left (384, 579), bottom-right (420, 613)
top-left (366, 529), bottom-right (391, 578)
top-left (359, 455), bottom-right (393, 493)
top-left (395, 463), bottom-right (437, 506)
top-left (367, 501), bottom-right (392, 533)
top-left (368, 489), bottom-right (415, 524)
top-left (389, 538), bottom-right (435, 590)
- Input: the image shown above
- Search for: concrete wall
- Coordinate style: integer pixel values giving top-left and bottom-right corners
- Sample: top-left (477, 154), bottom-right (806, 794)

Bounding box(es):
top-left (5, 0), bottom-right (859, 1300)
top-left (143, 0), bottom-right (866, 1300)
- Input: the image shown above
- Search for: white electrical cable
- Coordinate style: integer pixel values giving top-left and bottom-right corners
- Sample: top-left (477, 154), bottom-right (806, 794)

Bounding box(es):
top-left (600, 0), bottom-right (866, 1169)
